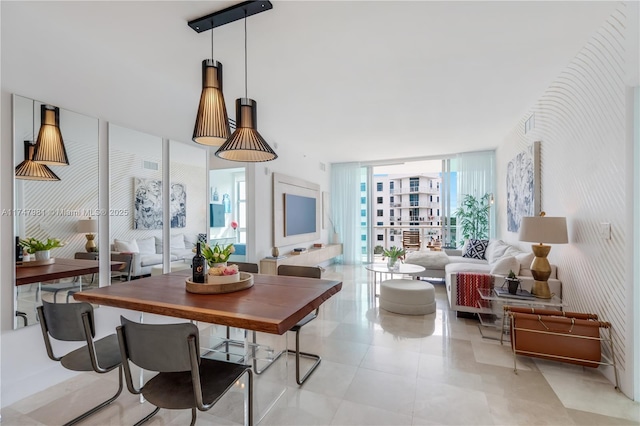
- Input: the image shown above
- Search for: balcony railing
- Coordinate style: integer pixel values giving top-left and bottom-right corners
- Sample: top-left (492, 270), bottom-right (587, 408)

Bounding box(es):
top-left (389, 186), bottom-right (440, 195)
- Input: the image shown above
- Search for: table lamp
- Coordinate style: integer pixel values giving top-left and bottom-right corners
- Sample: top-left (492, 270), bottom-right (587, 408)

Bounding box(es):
top-left (77, 218), bottom-right (98, 252)
top-left (518, 213), bottom-right (568, 298)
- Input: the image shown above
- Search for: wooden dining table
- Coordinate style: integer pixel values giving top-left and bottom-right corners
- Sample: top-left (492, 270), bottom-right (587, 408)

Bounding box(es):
top-left (16, 258), bottom-right (124, 286)
top-left (73, 269), bottom-right (342, 334)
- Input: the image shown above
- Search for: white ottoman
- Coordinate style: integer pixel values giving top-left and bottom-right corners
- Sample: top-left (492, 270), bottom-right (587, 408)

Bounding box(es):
top-left (379, 279), bottom-right (436, 315)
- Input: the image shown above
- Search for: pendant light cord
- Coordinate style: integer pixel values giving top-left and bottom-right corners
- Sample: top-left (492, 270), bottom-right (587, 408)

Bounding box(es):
top-left (244, 10), bottom-right (248, 98)
top-left (211, 21), bottom-right (214, 61)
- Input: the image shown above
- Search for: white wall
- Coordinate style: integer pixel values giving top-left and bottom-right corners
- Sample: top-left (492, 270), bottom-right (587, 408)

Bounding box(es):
top-left (495, 3), bottom-right (636, 397)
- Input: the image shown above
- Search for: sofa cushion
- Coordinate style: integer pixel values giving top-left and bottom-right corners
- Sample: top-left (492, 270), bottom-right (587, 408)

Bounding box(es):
top-left (405, 250), bottom-right (450, 269)
top-left (140, 253), bottom-right (164, 267)
top-left (155, 236), bottom-right (163, 254)
top-left (114, 239), bottom-right (139, 253)
top-left (463, 239), bottom-right (489, 260)
top-left (171, 248), bottom-right (194, 260)
top-left (446, 262), bottom-right (492, 275)
top-left (490, 255), bottom-right (520, 276)
top-left (137, 237), bottom-right (156, 254)
top-left (447, 255), bottom-right (487, 265)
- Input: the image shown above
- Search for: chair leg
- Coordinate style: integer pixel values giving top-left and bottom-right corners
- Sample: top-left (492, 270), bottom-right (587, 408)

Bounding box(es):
top-left (133, 406), bottom-right (160, 426)
top-left (287, 329), bottom-right (321, 385)
top-left (63, 365), bottom-right (124, 426)
top-left (190, 407), bottom-right (197, 426)
top-left (251, 331), bottom-right (284, 375)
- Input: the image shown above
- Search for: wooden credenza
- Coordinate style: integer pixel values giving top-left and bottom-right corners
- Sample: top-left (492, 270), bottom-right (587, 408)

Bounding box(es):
top-left (260, 244), bottom-right (342, 275)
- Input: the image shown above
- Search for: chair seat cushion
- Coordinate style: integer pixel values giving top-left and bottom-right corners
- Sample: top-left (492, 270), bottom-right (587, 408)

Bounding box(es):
top-left (61, 334), bottom-right (121, 372)
top-left (142, 358), bottom-right (250, 410)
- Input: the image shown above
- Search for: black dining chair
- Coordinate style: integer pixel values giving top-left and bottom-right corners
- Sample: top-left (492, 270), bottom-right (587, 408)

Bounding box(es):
top-left (117, 316), bottom-right (253, 426)
top-left (37, 300), bottom-right (123, 426)
top-left (233, 261), bottom-right (259, 274)
top-left (277, 265), bottom-right (322, 385)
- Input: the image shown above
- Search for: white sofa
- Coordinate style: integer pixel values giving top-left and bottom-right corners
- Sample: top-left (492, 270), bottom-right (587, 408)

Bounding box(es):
top-left (405, 240), bottom-right (562, 315)
top-left (111, 234), bottom-right (197, 277)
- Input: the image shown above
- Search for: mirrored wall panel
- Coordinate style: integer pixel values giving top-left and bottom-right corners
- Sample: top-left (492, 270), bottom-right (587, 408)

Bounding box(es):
top-left (108, 124), bottom-right (163, 279)
top-left (169, 139), bottom-right (208, 265)
top-left (13, 94), bottom-right (99, 329)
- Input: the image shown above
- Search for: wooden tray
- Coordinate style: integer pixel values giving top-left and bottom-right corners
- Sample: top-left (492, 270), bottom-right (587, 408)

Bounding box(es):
top-left (185, 272), bottom-right (254, 294)
top-left (16, 258), bottom-right (55, 268)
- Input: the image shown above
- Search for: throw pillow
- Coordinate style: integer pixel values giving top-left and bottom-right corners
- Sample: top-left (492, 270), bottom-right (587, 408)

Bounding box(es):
top-left (114, 239), bottom-right (139, 253)
top-left (486, 240), bottom-right (511, 264)
top-left (136, 236), bottom-right (156, 254)
top-left (515, 252), bottom-right (534, 272)
top-left (170, 234), bottom-right (186, 249)
top-left (490, 255), bottom-right (520, 276)
top-left (462, 239), bottom-right (489, 260)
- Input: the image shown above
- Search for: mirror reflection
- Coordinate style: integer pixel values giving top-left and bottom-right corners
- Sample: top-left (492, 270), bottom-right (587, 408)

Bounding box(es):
top-left (13, 94), bottom-right (100, 329)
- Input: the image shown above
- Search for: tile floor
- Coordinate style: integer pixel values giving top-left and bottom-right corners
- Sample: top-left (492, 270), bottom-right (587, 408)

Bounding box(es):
top-left (3, 264), bottom-right (639, 425)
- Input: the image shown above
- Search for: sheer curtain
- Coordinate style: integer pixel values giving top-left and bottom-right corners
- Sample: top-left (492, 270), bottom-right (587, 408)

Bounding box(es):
top-left (452, 151), bottom-right (496, 239)
top-left (330, 162), bottom-right (362, 265)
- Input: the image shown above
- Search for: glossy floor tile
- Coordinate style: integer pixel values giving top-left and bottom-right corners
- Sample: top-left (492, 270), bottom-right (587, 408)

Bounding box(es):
top-left (3, 264), bottom-right (639, 425)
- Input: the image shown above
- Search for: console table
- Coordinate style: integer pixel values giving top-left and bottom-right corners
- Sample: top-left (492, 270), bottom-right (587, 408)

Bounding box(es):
top-left (259, 244), bottom-right (342, 275)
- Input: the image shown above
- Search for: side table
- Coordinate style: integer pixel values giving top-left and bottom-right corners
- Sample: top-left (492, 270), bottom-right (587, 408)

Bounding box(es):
top-left (476, 288), bottom-right (564, 340)
top-left (364, 263), bottom-right (425, 296)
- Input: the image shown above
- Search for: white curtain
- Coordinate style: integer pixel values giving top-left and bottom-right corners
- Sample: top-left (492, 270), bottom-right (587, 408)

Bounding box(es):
top-left (452, 151), bottom-right (496, 238)
top-left (330, 162), bottom-right (362, 265)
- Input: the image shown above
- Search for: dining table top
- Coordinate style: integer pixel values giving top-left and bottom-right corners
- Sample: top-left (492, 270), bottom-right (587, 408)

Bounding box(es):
top-left (74, 269), bottom-right (343, 335)
top-left (16, 258), bottom-right (123, 286)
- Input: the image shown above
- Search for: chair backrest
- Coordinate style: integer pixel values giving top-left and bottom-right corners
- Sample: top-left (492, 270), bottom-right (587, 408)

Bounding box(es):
top-left (117, 316), bottom-right (199, 373)
top-left (111, 253), bottom-right (134, 280)
top-left (39, 300), bottom-right (95, 341)
top-left (277, 265), bottom-right (321, 279)
top-left (233, 261), bottom-right (259, 273)
top-left (402, 231), bottom-right (421, 248)
top-left (74, 252), bottom-right (98, 260)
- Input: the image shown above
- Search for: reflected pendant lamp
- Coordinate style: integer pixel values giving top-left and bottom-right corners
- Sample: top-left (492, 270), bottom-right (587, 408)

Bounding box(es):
top-left (216, 98), bottom-right (277, 162)
top-left (32, 104), bottom-right (69, 166)
top-left (192, 59), bottom-right (231, 146)
top-left (15, 141), bottom-right (60, 181)
top-left (215, 11), bottom-right (277, 162)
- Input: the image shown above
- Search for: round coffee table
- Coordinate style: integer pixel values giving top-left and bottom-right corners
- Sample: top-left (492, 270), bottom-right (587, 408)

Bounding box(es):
top-left (364, 263), bottom-right (425, 295)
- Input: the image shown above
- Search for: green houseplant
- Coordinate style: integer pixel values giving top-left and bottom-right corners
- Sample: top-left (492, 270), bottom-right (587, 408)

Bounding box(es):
top-left (453, 193), bottom-right (491, 247)
top-left (201, 243), bottom-right (235, 267)
top-left (505, 269), bottom-right (520, 294)
top-left (382, 246), bottom-right (406, 271)
top-left (19, 237), bottom-right (64, 261)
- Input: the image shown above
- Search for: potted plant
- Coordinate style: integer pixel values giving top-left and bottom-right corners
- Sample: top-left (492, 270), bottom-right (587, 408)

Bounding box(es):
top-left (19, 237), bottom-right (64, 260)
top-left (453, 193), bottom-right (491, 247)
top-left (505, 269), bottom-right (520, 294)
top-left (201, 243), bottom-right (235, 267)
top-left (382, 246), bottom-right (406, 271)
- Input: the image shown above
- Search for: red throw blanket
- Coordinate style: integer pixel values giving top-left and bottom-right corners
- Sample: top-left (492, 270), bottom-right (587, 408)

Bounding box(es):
top-left (456, 273), bottom-right (493, 308)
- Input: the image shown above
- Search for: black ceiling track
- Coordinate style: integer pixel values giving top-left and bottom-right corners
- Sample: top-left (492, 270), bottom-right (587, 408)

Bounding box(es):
top-left (188, 1), bottom-right (273, 33)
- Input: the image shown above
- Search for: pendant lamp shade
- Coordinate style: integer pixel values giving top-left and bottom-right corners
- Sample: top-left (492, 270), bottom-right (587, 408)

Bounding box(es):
top-left (32, 105), bottom-right (69, 166)
top-left (215, 98), bottom-right (277, 162)
top-left (15, 141), bottom-right (60, 181)
top-left (192, 59), bottom-right (231, 146)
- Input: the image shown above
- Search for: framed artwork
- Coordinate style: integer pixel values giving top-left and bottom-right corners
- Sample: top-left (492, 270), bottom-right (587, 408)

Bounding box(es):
top-left (506, 141), bottom-right (540, 232)
top-left (134, 178), bottom-right (162, 230)
top-left (134, 178), bottom-right (187, 229)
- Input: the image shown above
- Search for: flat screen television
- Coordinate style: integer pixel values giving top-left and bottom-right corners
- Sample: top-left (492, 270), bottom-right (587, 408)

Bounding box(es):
top-left (284, 193), bottom-right (316, 236)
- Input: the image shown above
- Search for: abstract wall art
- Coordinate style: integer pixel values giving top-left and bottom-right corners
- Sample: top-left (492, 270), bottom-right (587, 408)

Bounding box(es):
top-left (506, 141), bottom-right (540, 232)
top-left (133, 178), bottom-right (187, 229)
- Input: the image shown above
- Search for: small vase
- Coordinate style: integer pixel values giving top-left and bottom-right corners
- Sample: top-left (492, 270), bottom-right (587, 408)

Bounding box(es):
top-left (272, 247), bottom-right (279, 257)
top-left (209, 262), bottom-right (227, 270)
top-left (387, 257), bottom-right (400, 271)
top-left (35, 250), bottom-right (51, 261)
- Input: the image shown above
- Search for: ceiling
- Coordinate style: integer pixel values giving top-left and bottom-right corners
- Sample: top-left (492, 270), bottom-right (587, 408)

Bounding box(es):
top-left (1, 1), bottom-right (617, 164)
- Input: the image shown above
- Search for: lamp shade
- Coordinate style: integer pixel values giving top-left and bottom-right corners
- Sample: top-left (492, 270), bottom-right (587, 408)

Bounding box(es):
top-left (192, 59), bottom-right (231, 146)
top-left (15, 141), bottom-right (60, 181)
top-left (77, 218), bottom-right (98, 234)
top-left (519, 216), bottom-right (568, 244)
top-left (215, 98), bottom-right (277, 162)
top-left (32, 105), bottom-right (69, 166)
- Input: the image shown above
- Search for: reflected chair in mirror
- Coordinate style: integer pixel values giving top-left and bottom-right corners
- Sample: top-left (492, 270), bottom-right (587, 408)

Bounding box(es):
top-left (37, 300), bottom-right (123, 426)
top-left (277, 265), bottom-right (322, 385)
top-left (402, 230), bottom-right (421, 252)
top-left (110, 253), bottom-right (133, 282)
top-left (117, 316), bottom-right (253, 426)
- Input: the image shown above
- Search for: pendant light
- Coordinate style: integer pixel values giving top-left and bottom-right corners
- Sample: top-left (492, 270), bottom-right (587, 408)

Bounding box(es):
top-left (15, 141), bottom-right (60, 181)
top-left (215, 9), bottom-right (277, 162)
top-left (192, 24), bottom-right (230, 146)
top-left (32, 104), bottom-right (69, 166)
